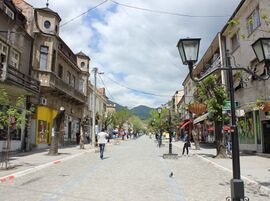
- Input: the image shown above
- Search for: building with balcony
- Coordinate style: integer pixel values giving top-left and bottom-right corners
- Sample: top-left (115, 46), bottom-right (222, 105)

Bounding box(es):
top-left (13, 0), bottom-right (90, 147)
top-left (221, 0), bottom-right (270, 153)
top-left (0, 0), bottom-right (40, 151)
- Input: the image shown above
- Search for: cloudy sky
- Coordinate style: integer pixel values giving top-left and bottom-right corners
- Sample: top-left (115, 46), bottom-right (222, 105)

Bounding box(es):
top-left (26, 0), bottom-right (241, 108)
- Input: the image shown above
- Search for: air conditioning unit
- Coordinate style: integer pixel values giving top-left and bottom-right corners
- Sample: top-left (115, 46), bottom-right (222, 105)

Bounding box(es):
top-left (40, 97), bottom-right (47, 105)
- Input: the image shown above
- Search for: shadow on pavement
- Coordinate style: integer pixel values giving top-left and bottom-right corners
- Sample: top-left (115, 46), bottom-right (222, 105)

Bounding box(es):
top-left (260, 182), bottom-right (270, 187)
top-left (197, 153), bottom-right (216, 158)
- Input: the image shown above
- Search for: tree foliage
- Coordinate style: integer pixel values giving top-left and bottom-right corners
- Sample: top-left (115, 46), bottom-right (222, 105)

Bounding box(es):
top-left (196, 75), bottom-right (228, 158)
top-left (112, 108), bottom-right (132, 129)
top-left (0, 89), bottom-right (32, 129)
top-left (197, 75), bottom-right (227, 122)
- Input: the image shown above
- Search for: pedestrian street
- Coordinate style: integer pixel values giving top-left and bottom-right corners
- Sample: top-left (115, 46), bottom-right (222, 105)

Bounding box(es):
top-left (0, 136), bottom-right (269, 201)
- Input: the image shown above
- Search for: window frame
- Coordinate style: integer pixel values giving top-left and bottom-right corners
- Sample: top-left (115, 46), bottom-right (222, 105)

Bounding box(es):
top-left (72, 75), bottom-right (76, 88)
top-left (57, 64), bottom-right (63, 79)
top-left (231, 32), bottom-right (240, 52)
top-left (9, 48), bottom-right (20, 69)
top-left (67, 71), bottom-right (71, 84)
top-left (78, 78), bottom-right (84, 92)
top-left (3, 4), bottom-right (14, 20)
top-left (39, 46), bottom-right (49, 70)
top-left (247, 7), bottom-right (261, 36)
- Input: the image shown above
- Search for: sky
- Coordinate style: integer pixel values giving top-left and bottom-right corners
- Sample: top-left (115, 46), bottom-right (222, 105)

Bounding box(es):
top-left (25, 0), bottom-right (241, 108)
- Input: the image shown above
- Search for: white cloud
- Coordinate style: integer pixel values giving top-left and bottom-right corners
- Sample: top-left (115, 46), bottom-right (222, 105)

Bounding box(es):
top-left (25, 0), bottom-right (241, 108)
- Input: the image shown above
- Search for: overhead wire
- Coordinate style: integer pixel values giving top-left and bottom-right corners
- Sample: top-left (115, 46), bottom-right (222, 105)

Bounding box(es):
top-left (60, 0), bottom-right (109, 27)
top-left (110, 0), bottom-right (230, 18)
top-left (97, 73), bottom-right (116, 101)
top-left (120, 6), bottom-right (182, 72)
top-left (101, 73), bottom-right (177, 97)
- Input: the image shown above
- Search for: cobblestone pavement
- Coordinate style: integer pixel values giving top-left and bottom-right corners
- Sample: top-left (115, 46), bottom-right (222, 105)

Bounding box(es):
top-left (0, 136), bottom-right (269, 201)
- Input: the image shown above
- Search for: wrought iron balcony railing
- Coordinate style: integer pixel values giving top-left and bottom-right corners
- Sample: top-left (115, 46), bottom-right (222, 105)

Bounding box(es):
top-left (33, 70), bottom-right (86, 104)
top-left (6, 65), bottom-right (40, 94)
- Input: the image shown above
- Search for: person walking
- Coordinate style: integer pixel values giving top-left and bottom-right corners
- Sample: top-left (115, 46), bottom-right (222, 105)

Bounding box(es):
top-left (182, 134), bottom-right (191, 156)
top-left (97, 128), bottom-right (109, 159)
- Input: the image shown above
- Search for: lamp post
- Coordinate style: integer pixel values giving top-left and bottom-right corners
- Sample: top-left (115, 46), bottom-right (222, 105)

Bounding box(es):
top-left (177, 37), bottom-right (270, 201)
top-left (168, 108), bottom-right (172, 154)
top-left (157, 107), bottom-right (162, 147)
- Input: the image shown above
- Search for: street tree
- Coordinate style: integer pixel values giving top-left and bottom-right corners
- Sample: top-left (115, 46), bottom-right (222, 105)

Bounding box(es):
top-left (148, 108), bottom-right (170, 135)
top-left (0, 89), bottom-right (32, 169)
top-left (129, 115), bottom-right (144, 134)
top-left (196, 75), bottom-right (227, 158)
top-left (48, 108), bottom-right (65, 155)
top-left (113, 108), bottom-right (132, 131)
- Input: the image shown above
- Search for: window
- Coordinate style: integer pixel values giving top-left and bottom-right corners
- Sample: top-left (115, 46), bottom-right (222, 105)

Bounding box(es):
top-left (247, 8), bottom-right (260, 35)
top-left (40, 46), bottom-right (48, 70)
top-left (80, 62), bottom-right (85, 68)
top-left (51, 50), bottom-right (56, 72)
top-left (72, 75), bottom-right (76, 88)
top-left (44, 20), bottom-right (51, 29)
top-left (10, 49), bottom-right (20, 69)
top-left (0, 41), bottom-right (8, 56)
top-left (67, 71), bottom-right (71, 84)
top-left (231, 33), bottom-right (239, 51)
top-left (58, 65), bottom-right (63, 78)
top-left (3, 5), bottom-right (14, 20)
top-left (79, 79), bottom-right (84, 92)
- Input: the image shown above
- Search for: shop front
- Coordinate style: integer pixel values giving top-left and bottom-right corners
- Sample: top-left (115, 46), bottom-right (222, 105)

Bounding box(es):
top-left (35, 106), bottom-right (57, 146)
top-left (63, 115), bottom-right (80, 145)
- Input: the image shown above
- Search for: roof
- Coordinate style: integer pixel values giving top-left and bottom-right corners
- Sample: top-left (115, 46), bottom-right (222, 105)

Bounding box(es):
top-left (36, 7), bottom-right (61, 21)
top-left (76, 51), bottom-right (90, 60)
top-left (221, 0), bottom-right (246, 34)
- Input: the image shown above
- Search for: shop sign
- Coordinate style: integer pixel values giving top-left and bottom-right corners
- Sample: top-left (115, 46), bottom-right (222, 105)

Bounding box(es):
top-left (223, 101), bottom-right (239, 110)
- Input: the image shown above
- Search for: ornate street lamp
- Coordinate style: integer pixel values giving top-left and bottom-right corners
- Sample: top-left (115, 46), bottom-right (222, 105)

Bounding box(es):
top-left (176, 37), bottom-right (270, 201)
top-left (252, 38), bottom-right (270, 75)
top-left (252, 38), bottom-right (270, 62)
top-left (177, 38), bottom-right (200, 68)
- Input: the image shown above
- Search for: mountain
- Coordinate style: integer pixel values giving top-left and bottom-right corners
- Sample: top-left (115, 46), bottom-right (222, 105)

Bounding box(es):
top-left (111, 102), bottom-right (153, 120)
top-left (131, 105), bottom-right (153, 120)
top-left (113, 102), bottom-right (127, 112)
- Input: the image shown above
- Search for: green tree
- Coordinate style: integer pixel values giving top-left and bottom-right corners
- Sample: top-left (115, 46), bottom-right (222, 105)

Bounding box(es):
top-left (148, 108), bottom-right (171, 135)
top-left (197, 75), bottom-right (228, 158)
top-left (129, 115), bottom-right (144, 134)
top-left (113, 108), bottom-right (132, 130)
top-left (0, 89), bottom-right (32, 168)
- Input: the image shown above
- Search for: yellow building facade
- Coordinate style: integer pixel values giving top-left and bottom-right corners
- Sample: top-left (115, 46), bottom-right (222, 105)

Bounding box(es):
top-left (35, 106), bottom-right (57, 145)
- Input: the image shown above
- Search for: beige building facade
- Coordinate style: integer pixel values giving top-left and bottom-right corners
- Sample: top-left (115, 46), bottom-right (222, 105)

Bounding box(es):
top-left (222, 0), bottom-right (270, 153)
top-left (13, 0), bottom-right (90, 146)
top-left (0, 0), bottom-right (40, 151)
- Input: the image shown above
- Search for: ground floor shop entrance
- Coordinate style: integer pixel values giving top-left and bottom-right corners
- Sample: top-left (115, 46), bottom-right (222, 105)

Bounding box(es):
top-left (262, 120), bottom-right (270, 153)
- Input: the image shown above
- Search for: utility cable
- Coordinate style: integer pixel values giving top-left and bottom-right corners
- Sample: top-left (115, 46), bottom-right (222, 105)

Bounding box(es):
top-left (98, 73), bottom-right (116, 101)
top-left (101, 73), bottom-right (176, 97)
top-left (60, 0), bottom-right (109, 27)
top-left (110, 0), bottom-right (230, 18)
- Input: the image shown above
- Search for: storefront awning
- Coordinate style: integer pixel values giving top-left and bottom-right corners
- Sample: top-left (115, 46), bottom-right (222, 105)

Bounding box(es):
top-left (180, 120), bottom-right (191, 129)
top-left (207, 125), bottom-right (231, 132)
top-left (194, 113), bottom-right (209, 124)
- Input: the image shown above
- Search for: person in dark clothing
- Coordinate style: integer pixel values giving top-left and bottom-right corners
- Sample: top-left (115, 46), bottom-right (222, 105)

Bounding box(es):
top-left (182, 135), bottom-right (191, 156)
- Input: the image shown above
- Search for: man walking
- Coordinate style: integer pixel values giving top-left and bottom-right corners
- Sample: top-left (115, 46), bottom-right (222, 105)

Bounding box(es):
top-left (97, 128), bottom-right (109, 159)
top-left (182, 134), bottom-right (191, 156)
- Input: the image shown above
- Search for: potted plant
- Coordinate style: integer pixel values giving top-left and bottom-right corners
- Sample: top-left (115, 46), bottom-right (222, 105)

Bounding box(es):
top-left (188, 102), bottom-right (207, 115)
top-left (256, 98), bottom-right (270, 112)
